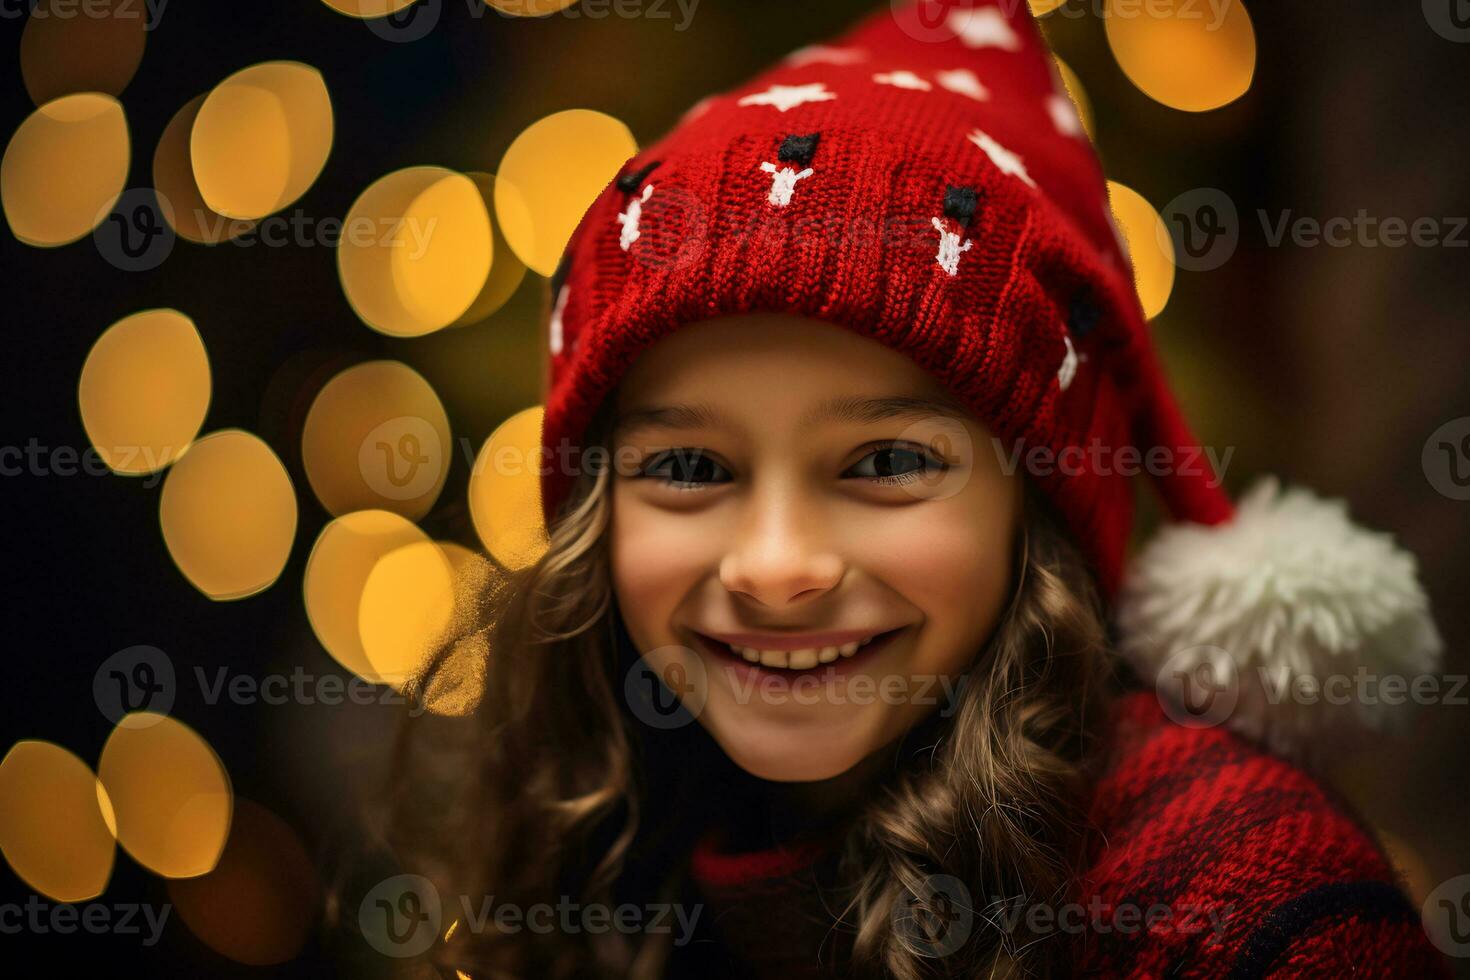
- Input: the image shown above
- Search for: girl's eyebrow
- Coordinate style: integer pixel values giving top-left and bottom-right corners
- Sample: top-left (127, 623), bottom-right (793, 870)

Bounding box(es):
top-left (614, 394), bottom-right (969, 436)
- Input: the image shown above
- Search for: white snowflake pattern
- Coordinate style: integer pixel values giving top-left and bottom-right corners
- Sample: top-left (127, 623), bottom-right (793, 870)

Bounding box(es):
top-left (1057, 332), bottom-right (1078, 391)
top-left (873, 70), bottom-right (931, 91)
top-left (737, 83), bottom-right (837, 113)
top-left (759, 161), bottom-right (814, 207)
top-left (931, 216), bottom-right (974, 277)
top-left (935, 68), bottom-right (989, 101)
top-left (617, 184), bottom-right (654, 251)
top-left (548, 284), bottom-right (570, 356)
top-left (947, 7), bottom-right (1021, 50)
top-left (967, 128), bottom-right (1035, 188)
top-left (1047, 93), bottom-right (1084, 137)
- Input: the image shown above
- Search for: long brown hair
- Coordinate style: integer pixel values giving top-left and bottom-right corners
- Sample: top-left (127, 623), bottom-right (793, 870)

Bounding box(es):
top-left (387, 413), bottom-right (1114, 979)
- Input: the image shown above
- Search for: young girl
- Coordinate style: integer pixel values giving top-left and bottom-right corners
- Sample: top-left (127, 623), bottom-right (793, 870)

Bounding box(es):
top-left (394, 2), bottom-right (1446, 976)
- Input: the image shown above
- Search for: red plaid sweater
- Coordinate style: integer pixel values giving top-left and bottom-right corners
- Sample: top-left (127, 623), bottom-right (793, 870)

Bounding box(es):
top-left (681, 692), bottom-right (1445, 978)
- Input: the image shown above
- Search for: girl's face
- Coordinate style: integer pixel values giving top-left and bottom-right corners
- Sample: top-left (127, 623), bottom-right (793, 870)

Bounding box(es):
top-left (609, 314), bottom-right (1021, 782)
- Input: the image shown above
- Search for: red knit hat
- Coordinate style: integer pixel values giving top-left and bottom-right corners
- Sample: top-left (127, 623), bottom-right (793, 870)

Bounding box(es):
top-left (537, 0), bottom-right (1440, 760)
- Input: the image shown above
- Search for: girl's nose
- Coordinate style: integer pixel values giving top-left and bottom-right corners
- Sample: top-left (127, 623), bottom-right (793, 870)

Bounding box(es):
top-left (717, 494), bottom-right (845, 608)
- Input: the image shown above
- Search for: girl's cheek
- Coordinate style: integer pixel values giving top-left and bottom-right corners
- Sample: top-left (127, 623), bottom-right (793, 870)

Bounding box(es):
top-left (609, 494), bottom-right (718, 646)
top-left (841, 493), bottom-right (1015, 663)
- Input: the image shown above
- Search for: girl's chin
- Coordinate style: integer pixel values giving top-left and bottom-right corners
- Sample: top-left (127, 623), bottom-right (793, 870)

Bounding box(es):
top-left (700, 711), bottom-right (886, 783)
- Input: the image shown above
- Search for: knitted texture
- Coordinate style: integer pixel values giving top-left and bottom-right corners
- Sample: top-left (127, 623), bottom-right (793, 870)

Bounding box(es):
top-left (538, 0), bottom-right (1234, 594)
top-left (681, 692), bottom-right (1447, 978)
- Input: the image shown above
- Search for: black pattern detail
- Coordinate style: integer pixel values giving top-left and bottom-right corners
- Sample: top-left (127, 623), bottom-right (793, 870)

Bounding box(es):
top-left (943, 185), bottom-right (978, 226)
top-left (1069, 289), bottom-right (1102, 338)
top-left (777, 133), bottom-right (820, 167)
top-left (615, 160), bottom-right (661, 193)
top-left (1226, 881), bottom-right (1418, 980)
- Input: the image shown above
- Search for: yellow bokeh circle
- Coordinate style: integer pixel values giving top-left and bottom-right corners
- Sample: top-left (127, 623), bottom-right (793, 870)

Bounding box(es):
top-left (358, 539), bottom-right (456, 688)
top-left (496, 110), bottom-right (638, 276)
top-left (339, 167), bottom-right (493, 337)
top-left (79, 309), bottom-right (211, 475)
top-left (97, 713), bottom-right (233, 880)
top-left (452, 172), bottom-right (528, 326)
top-left (1107, 180), bottom-right (1175, 320)
top-left (154, 95), bottom-right (259, 245)
top-left (191, 61), bottom-right (334, 220)
top-left (304, 509), bottom-right (431, 685)
top-left (1, 93), bottom-right (130, 247)
top-left (1104, 0), bottom-right (1256, 112)
top-left (0, 741), bottom-right (116, 903)
top-left (469, 406), bottom-right (549, 571)
top-left (1052, 57), bottom-right (1096, 142)
top-left (159, 429), bottom-right (298, 600)
top-left (485, 0), bottom-right (583, 15)
top-left (301, 360), bottom-right (452, 521)
top-left (319, 0), bottom-right (421, 16)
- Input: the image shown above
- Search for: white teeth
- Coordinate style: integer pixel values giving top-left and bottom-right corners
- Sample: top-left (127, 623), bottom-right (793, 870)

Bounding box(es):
top-left (787, 648), bottom-right (819, 669)
top-left (720, 636), bottom-right (886, 669)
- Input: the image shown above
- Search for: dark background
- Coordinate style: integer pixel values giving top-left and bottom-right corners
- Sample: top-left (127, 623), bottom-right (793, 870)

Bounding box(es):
top-left (1, 0), bottom-right (1467, 975)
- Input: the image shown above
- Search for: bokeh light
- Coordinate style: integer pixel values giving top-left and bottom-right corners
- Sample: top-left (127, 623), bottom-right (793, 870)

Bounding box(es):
top-left (358, 539), bottom-right (456, 687)
top-left (394, 171), bottom-right (494, 332)
top-left (97, 713), bottom-right (233, 879)
top-left (496, 109), bottom-right (638, 276)
top-left (453, 172), bottom-right (528, 326)
top-left (319, 0), bottom-right (421, 16)
top-left (167, 798), bottom-right (320, 966)
top-left (303, 509), bottom-right (432, 684)
top-left (0, 741), bottom-right (116, 902)
top-left (339, 166), bottom-right (493, 337)
top-left (1, 93), bottom-right (129, 247)
top-left (1107, 180), bottom-right (1175, 320)
top-left (301, 360), bottom-right (452, 521)
top-left (19, 0), bottom-right (147, 107)
top-left (154, 95), bottom-right (259, 244)
top-left (79, 309), bottom-right (211, 476)
top-left (414, 542), bottom-right (497, 716)
top-left (485, 0), bottom-right (584, 15)
top-left (1052, 56), bottom-right (1095, 141)
top-left (469, 406), bottom-right (549, 571)
top-left (159, 429), bottom-right (298, 600)
top-left (191, 61), bottom-right (334, 220)
top-left (1104, 0), bottom-right (1256, 112)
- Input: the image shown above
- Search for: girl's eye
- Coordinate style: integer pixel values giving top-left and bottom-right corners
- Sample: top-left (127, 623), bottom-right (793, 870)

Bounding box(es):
top-left (640, 449), bottom-right (731, 489)
top-left (844, 443), bottom-right (947, 486)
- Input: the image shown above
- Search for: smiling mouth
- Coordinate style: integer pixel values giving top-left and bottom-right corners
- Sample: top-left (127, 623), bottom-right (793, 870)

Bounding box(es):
top-left (690, 627), bottom-right (908, 671)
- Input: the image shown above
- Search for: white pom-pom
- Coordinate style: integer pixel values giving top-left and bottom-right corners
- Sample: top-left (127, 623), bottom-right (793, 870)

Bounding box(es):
top-left (1116, 477), bottom-right (1443, 763)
